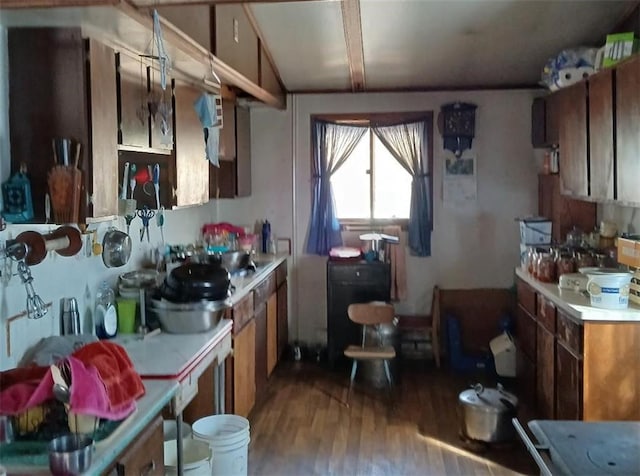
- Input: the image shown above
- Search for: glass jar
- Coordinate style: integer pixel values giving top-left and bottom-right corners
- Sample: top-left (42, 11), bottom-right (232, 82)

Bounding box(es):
top-left (574, 249), bottom-right (595, 269)
top-left (556, 252), bottom-right (576, 276)
top-left (526, 247), bottom-right (538, 276)
top-left (536, 252), bottom-right (557, 283)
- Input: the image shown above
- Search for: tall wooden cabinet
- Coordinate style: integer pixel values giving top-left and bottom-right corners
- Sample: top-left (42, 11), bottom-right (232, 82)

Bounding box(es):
top-left (326, 261), bottom-right (391, 368)
top-left (588, 68), bottom-right (615, 201)
top-left (8, 28), bottom-right (119, 222)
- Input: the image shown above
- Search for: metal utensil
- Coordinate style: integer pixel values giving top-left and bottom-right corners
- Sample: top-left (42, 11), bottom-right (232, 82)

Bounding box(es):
top-left (53, 383), bottom-right (70, 404)
top-left (153, 163), bottom-right (160, 209)
top-left (137, 206), bottom-right (155, 242)
top-left (45, 193), bottom-right (51, 224)
top-left (17, 260), bottom-right (47, 319)
top-left (157, 206), bottom-right (165, 244)
top-left (121, 162), bottom-right (130, 200)
top-left (129, 163), bottom-right (137, 200)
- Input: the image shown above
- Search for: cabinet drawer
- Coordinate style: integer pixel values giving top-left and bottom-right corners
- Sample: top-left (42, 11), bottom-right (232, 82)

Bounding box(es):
top-left (254, 273), bottom-right (276, 308)
top-left (516, 305), bottom-right (537, 361)
top-left (276, 261), bottom-right (287, 287)
top-left (556, 310), bottom-right (583, 354)
top-left (516, 278), bottom-right (537, 316)
top-left (115, 414), bottom-right (163, 476)
top-left (232, 292), bottom-right (254, 335)
top-left (328, 263), bottom-right (389, 285)
top-left (536, 294), bottom-right (557, 333)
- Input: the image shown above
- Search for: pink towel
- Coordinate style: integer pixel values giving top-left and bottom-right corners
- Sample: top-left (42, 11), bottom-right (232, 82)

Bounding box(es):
top-left (384, 225), bottom-right (408, 301)
top-left (67, 356), bottom-right (137, 421)
top-left (0, 366), bottom-right (54, 415)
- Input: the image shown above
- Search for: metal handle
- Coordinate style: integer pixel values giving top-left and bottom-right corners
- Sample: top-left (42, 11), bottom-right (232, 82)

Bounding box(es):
top-left (511, 418), bottom-right (553, 476)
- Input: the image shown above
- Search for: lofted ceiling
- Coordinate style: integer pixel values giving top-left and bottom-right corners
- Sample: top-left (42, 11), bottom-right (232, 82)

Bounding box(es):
top-left (134, 0), bottom-right (640, 94)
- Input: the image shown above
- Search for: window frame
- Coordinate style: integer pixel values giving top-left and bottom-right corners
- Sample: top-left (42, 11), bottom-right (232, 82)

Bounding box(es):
top-left (311, 111), bottom-right (433, 231)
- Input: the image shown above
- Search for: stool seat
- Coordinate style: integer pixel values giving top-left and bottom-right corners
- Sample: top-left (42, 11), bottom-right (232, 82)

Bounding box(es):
top-left (345, 345), bottom-right (396, 360)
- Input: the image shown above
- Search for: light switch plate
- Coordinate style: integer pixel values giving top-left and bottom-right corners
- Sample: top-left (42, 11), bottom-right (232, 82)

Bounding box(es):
top-left (233, 18), bottom-right (239, 43)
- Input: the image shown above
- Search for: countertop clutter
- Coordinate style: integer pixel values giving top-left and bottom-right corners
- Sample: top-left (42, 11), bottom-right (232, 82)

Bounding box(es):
top-left (515, 267), bottom-right (640, 322)
top-left (0, 254), bottom-right (287, 474)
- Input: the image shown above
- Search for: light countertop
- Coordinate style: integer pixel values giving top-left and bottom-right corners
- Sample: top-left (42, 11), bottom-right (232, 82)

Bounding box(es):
top-left (229, 253), bottom-right (287, 303)
top-left (515, 267), bottom-right (640, 323)
top-left (2, 379), bottom-right (178, 475)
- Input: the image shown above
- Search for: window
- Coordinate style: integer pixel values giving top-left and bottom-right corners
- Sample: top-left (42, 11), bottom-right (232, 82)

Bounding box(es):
top-left (331, 129), bottom-right (412, 223)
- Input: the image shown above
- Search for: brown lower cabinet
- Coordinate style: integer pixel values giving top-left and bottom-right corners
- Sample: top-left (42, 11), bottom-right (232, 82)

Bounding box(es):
top-left (254, 302), bottom-right (268, 398)
top-left (266, 292), bottom-right (278, 376)
top-left (277, 280), bottom-right (288, 360)
top-left (110, 413), bottom-right (163, 475)
top-left (233, 319), bottom-right (256, 418)
top-left (516, 276), bottom-right (640, 421)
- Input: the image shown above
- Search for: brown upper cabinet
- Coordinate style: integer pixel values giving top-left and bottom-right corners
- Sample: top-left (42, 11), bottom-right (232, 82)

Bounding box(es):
top-left (117, 53), bottom-right (173, 154)
top-left (214, 4), bottom-right (260, 85)
top-left (615, 54), bottom-right (640, 204)
top-left (557, 81), bottom-right (589, 198)
top-left (588, 68), bottom-right (615, 201)
top-left (535, 53), bottom-right (640, 206)
top-left (8, 28), bottom-right (119, 223)
top-left (209, 102), bottom-right (252, 199)
top-left (531, 95), bottom-right (559, 148)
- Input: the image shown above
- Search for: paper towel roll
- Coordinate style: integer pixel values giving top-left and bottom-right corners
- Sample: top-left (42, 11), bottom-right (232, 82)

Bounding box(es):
top-left (554, 66), bottom-right (595, 89)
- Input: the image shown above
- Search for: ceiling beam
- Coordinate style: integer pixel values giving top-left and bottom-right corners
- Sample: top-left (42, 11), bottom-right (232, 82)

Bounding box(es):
top-left (131, 0), bottom-right (322, 6)
top-left (340, 0), bottom-right (365, 92)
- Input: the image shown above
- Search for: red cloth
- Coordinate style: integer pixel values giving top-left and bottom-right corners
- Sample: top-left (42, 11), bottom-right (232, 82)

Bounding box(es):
top-left (72, 341), bottom-right (145, 411)
top-left (0, 366), bottom-right (54, 415)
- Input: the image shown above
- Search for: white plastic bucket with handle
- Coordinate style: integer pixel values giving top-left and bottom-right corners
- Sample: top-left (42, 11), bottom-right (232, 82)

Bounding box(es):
top-left (585, 269), bottom-right (633, 309)
top-left (193, 415), bottom-right (250, 476)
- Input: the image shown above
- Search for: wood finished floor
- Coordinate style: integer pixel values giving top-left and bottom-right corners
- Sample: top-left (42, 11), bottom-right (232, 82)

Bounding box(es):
top-left (247, 360), bottom-right (538, 476)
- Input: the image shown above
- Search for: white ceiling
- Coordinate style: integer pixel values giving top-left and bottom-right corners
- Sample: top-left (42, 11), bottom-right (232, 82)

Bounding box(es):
top-left (248, 0), bottom-right (638, 92)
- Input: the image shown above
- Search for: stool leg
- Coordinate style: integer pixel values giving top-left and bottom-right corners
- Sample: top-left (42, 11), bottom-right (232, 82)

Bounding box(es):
top-left (432, 329), bottom-right (441, 368)
top-left (383, 360), bottom-right (393, 404)
top-left (347, 360), bottom-right (358, 407)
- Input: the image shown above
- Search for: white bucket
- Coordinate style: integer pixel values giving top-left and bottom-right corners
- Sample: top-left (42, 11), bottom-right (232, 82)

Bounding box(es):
top-left (586, 270), bottom-right (633, 309)
top-left (163, 419), bottom-right (192, 441)
top-left (193, 415), bottom-right (250, 476)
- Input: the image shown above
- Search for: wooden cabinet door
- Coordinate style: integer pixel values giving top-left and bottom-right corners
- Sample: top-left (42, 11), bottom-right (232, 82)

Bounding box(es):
top-left (589, 69), bottom-right (615, 200)
top-left (266, 292), bottom-right (278, 376)
top-left (117, 53), bottom-right (149, 149)
top-left (236, 105), bottom-right (252, 197)
top-left (233, 319), bottom-right (256, 418)
top-left (174, 81), bottom-right (209, 206)
top-left (545, 91), bottom-right (560, 146)
top-left (87, 39), bottom-right (118, 219)
top-left (516, 349), bottom-right (536, 411)
top-left (536, 324), bottom-right (555, 419)
top-left (115, 414), bottom-right (163, 476)
top-left (558, 81), bottom-right (588, 197)
top-left (219, 100), bottom-right (236, 160)
top-left (149, 69), bottom-right (173, 152)
top-left (254, 302), bottom-right (268, 400)
top-left (555, 340), bottom-right (583, 420)
top-left (277, 281), bottom-right (289, 360)
top-left (616, 54), bottom-right (640, 204)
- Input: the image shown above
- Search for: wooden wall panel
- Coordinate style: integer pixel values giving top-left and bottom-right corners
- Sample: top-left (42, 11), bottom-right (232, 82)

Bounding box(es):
top-left (214, 4), bottom-right (259, 85)
top-left (439, 288), bottom-right (515, 354)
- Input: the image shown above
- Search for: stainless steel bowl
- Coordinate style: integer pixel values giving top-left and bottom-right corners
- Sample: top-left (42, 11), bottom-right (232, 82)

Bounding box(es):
top-left (0, 415), bottom-right (14, 444)
top-left (149, 297), bottom-right (231, 333)
top-left (49, 434), bottom-right (93, 475)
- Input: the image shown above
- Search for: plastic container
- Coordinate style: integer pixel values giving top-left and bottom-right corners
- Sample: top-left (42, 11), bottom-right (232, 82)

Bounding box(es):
top-left (261, 220), bottom-right (271, 254)
top-left (116, 299), bottom-right (136, 334)
top-left (518, 217), bottom-right (551, 245)
top-left (163, 420), bottom-right (192, 441)
top-left (95, 281), bottom-right (117, 339)
top-left (192, 415), bottom-right (250, 476)
top-left (585, 269), bottom-right (633, 310)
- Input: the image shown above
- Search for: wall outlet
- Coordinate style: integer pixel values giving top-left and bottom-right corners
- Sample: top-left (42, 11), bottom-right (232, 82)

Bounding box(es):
top-left (233, 18), bottom-right (239, 43)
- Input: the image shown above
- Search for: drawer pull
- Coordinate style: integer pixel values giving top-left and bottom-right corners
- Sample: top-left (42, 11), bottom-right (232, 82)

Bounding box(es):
top-left (140, 460), bottom-right (156, 476)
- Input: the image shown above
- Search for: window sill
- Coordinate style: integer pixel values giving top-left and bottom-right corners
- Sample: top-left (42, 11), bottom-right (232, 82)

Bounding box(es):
top-left (340, 219), bottom-right (408, 232)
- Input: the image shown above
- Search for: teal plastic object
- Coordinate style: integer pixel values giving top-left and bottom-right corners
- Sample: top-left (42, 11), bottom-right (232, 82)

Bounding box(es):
top-left (1, 165), bottom-right (34, 223)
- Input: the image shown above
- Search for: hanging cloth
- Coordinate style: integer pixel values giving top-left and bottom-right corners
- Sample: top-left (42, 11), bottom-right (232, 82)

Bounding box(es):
top-left (194, 93), bottom-right (222, 166)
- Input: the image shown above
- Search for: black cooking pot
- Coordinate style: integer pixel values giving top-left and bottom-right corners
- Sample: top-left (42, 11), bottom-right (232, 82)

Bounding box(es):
top-left (162, 263), bottom-right (231, 302)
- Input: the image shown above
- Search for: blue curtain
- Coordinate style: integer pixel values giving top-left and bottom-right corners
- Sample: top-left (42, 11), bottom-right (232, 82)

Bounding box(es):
top-left (305, 120), bottom-right (367, 255)
top-left (372, 120), bottom-right (432, 256)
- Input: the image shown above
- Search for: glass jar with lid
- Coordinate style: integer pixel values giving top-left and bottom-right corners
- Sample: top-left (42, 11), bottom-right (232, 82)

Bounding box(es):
top-left (556, 252), bottom-right (576, 277)
top-left (536, 252), bottom-right (557, 283)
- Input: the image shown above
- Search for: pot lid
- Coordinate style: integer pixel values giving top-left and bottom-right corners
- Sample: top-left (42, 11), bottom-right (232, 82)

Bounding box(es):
top-left (359, 232), bottom-right (400, 244)
top-left (459, 384), bottom-right (518, 413)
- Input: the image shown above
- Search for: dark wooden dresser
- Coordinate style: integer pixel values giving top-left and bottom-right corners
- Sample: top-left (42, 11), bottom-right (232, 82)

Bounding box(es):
top-left (326, 260), bottom-right (391, 368)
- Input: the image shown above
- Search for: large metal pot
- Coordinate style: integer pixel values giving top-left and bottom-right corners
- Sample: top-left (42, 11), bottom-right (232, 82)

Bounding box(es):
top-left (149, 296), bottom-right (232, 333)
top-left (459, 383), bottom-right (518, 443)
top-left (207, 250), bottom-right (255, 274)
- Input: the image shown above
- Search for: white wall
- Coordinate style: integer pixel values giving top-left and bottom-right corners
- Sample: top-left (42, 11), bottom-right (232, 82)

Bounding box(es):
top-left (0, 206), bottom-right (213, 370)
top-left (0, 27), bottom-right (10, 196)
top-left (214, 90), bottom-right (540, 346)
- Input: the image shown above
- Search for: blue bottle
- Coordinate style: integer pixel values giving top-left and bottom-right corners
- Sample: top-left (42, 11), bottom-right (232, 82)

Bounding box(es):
top-left (261, 220), bottom-right (271, 253)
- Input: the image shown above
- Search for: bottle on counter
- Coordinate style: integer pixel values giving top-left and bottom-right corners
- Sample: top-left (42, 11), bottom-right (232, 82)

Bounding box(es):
top-left (261, 220), bottom-right (271, 254)
top-left (95, 281), bottom-right (118, 339)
